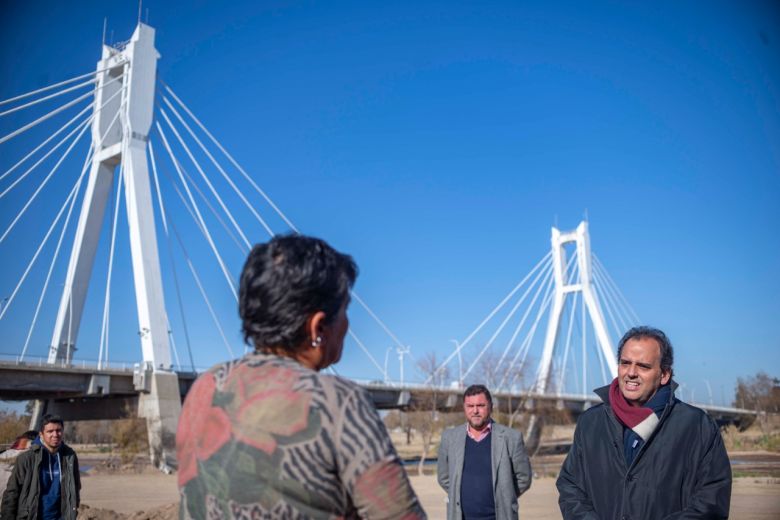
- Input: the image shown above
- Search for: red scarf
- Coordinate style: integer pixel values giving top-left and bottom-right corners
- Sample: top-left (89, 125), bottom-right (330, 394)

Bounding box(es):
top-left (608, 378), bottom-right (661, 441)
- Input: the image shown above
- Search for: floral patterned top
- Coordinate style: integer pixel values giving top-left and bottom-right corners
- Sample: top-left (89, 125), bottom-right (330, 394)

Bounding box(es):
top-left (176, 352), bottom-right (426, 519)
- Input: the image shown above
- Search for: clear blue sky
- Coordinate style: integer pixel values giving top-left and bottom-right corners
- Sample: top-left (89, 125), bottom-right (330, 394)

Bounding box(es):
top-left (1, 1), bottom-right (778, 406)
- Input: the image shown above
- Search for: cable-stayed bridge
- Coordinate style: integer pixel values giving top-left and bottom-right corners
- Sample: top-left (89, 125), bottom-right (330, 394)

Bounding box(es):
top-left (0, 23), bottom-right (753, 466)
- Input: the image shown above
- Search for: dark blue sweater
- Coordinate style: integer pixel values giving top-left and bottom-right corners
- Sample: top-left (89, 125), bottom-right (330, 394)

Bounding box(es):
top-left (460, 433), bottom-right (495, 520)
top-left (34, 439), bottom-right (62, 520)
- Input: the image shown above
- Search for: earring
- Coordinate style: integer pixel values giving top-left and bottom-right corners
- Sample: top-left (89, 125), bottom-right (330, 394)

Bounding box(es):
top-left (311, 336), bottom-right (322, 348)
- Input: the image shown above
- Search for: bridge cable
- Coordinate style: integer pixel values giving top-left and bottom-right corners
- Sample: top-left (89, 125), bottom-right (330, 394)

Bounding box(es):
top-left (168, 329), bottom-right (183, 371)
top-left (32, 107), bottom-right (121, 362)
top-left (0, 114), bottom-right (92, 201)
top-left (166, 151), bottom-right (246, 253)
top-left (582, 285), bottom-right (587, 394)
top-left (0, 78), bottom-right (97, 118)
top-left (152, 131), bottom-right (237, 359)
top-left (592, 320), bottom-right (610, 386)
top-left (0, 65), bottom-right (124, 107)
top-left (154, 125), bottom-right (239, 360)
top-left (162, 82), bottom-right (412, 374)
top-left (0, 72), bottom-right (125, 146)
top-left (97, 140), bottom-right (126, 369)
top-left (592, 254), bottom-right (641, 324)
top-left (564, 294), bottom-right (582, 396)
top-left (550, 255), bottom-right (582, 393)
top-left (0, 82), bottom-right (125, 199)
top-left (162, 83), bottom-right (298, 233)
top-left (0, 113), bottom-right (94, 245)
top-left (498, 256), bottom-right (567, 391)
top-left (167, 215), bottom-right (236, 359)
top-left (158, 107), bottom-right (251, 251)
top-left (495, 250), bottom-right (578, 376)
top-left (156, 104), bottom-right (401, 376)
top-left (465, 259), bottom-right (555, 384)
top-left (149, 140), bottom-right (196, 372)
top-left (503, 266), bottom-right (557, 391)
top-left (428, 250), bottom-right (552, 383)
top-left (155, 121), bottom-right (238, 300)
top-left (483, 261), bottom-right (554, 389)
top-left (0, 115), bottom-right (93, 319)
top-left (349, 292), bottom-right (406, 351)
top-left (592, 269), bottom-right (630, 337)
top-left (592, 275), bottom-right (624, 342)
top-left (494, 250), bottom-right (576, 390)
top-left (556, 290), bottom-right (580, 395)
top-left (0, 89), bottom-right (123, 257)
top-left (591, 265), bottom-right (627, 333)
top-left (18, 143), bottom-right (94, 361)
top-left (348, 291), bottom-right (416, 374)
top-left (99, 84), bottom-right (138, 368)
top-left (150, 136), bottom-right (246, 254)
top-left (0, 101), bottom-right (95, 184)
top-left (161, 96), bottom-right (274, 237)
top-left (590, 260), bottom-right (629, 332)
top-left (347, 330), bottom-right (387, 379)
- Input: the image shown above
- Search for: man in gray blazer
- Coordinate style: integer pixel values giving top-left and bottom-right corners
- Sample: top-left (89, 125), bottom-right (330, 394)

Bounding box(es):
top-left (437, 384), bottom-right (532, 520)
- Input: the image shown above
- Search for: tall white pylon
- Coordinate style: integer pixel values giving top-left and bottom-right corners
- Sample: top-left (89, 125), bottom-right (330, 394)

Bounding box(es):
top-left (534, 221), bottom-right (617, 393)
top-left (44, 23), bottom-right (180, 468)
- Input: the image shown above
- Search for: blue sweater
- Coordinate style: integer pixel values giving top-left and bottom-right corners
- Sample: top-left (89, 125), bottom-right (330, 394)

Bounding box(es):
top-left (34, 439), bottom-right (62, 520)
top-left (460, 433), bottom-right (495, 520)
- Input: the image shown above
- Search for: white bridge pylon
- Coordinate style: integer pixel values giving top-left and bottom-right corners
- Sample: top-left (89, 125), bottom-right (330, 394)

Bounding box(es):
top-left (38, 24), bottom-right (181, 468)
top-left (48, 24), bottom-right (171, 371)
top-left (434, 220), bottom-right (632, 395)
top-left (534, 221), bottom-right (616, 394)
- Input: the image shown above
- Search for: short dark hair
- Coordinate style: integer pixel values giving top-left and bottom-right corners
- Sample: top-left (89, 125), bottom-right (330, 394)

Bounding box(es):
top-left (239, 234), bottom-right (358, 353)
top-left (40, 414), bottom-right (64, 431)
top-left (463, 384), bottom-right (492, 406)
top-left (617, 326), bottom-right (674, 377)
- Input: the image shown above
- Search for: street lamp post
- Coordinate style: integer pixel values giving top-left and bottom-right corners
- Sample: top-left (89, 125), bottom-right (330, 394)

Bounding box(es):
top-left (383, 347), bottom-right (393, 384)
top-left (397, 346), bottom-right (410, 386)
top-left (450, 339), bottom-right (463, 388)
top-left (703, 379), bottom-right (714, 406)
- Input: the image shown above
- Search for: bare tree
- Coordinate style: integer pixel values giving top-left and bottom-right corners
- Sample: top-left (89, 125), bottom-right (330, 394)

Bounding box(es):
top-left (0, 410), bottom-right (31, 446)
top-left (464, 351), bottom-right (533, 428)
top-left (735, 372), bottom-right (780, 433)
top-left (410, 352), bottom-right (450, 475)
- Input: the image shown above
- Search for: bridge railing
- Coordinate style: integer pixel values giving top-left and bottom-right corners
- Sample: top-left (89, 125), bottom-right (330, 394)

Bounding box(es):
top-left (0, 353), bottom-right (214, 374)
top-left (0, 352), bottom-right (136, 372)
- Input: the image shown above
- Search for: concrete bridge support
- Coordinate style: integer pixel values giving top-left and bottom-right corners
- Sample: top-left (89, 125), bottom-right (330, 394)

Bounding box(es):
top-left (138, 371), bottom-right (181, 469)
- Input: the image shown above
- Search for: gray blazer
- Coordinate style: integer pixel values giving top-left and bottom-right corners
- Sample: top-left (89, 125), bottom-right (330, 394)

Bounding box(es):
top-left (437, 422), bottom-right (532, 520)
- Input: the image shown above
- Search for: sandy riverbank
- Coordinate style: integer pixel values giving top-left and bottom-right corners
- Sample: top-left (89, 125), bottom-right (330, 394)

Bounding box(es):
top-left (76, 472), bottom-right (780, 519)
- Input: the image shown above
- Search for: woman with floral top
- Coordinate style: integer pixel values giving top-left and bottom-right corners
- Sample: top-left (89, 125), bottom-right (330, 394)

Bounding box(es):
top-left (176, 234), bottom-right (426, 519)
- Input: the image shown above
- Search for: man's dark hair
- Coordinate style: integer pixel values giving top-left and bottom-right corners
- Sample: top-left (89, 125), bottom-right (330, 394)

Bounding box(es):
top-left (463, 384), bottom-right (493, 406)
top-left (617, 326), bottom-right (674, 377)
top-left (239, 234), bottom-right (358, 353)
top-left (40, 414), bottom-right (64, 431)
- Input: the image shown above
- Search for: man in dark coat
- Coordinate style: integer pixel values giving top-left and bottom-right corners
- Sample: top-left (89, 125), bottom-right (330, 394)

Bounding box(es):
top-left (556, 326), bottom-right (731, 519)
top-left (1, 414), bottom-right (80, 520)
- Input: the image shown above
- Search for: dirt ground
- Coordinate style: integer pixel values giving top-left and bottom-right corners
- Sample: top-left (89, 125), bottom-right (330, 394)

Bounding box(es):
top-left (76, 472), bottom-right (780, 519)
